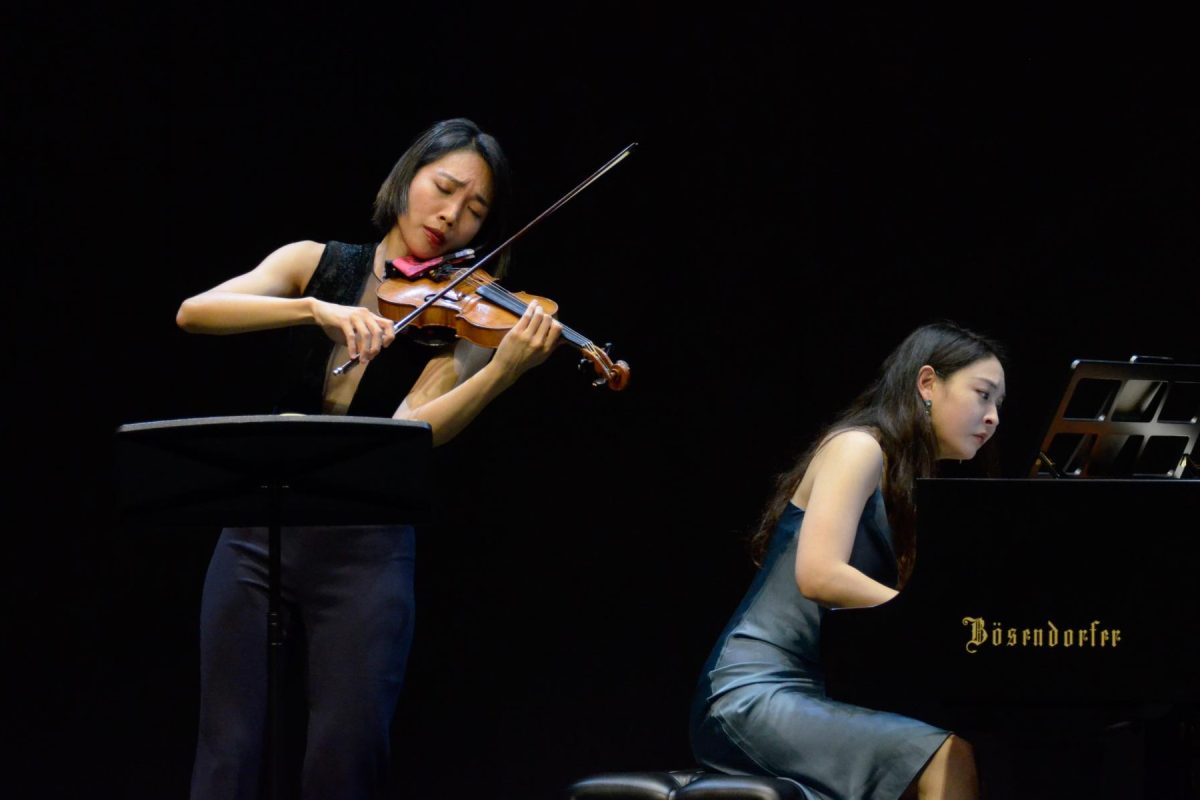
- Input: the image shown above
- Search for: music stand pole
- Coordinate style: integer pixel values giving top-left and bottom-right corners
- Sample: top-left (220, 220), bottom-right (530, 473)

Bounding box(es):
top-left (267, 476), bottom-right (283, 799)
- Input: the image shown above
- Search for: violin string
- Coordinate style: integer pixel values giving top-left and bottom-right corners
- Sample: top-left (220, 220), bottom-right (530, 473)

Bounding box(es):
top-left (422, 271), bottom-right (615, 378)
top-left (444, 268), bottom-right (593, 349)
top-left (444, 272), bottom-right (588, 345)
top-left (479, 286), bottom-right (590, 349)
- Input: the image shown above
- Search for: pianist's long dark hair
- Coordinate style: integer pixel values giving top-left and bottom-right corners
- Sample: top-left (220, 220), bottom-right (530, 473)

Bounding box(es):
top-left (750, 321), bottom-right (1006, 586)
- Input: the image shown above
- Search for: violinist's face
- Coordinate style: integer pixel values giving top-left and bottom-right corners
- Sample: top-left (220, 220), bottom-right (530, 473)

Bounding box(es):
top-left (398, 149), bottom-right (493, 260)
top-left (922, 356), bottom-right (1006, 460)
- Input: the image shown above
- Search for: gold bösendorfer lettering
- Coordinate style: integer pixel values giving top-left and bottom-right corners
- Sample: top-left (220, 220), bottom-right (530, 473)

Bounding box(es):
top-left (961, 617), bottom-right (1122, 654)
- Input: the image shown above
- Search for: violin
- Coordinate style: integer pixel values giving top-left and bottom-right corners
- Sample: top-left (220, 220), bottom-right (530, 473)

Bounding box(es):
top-left (331, 143), bottom-right (637, 390)
top-left (375, 262), bottom-right (630, 391)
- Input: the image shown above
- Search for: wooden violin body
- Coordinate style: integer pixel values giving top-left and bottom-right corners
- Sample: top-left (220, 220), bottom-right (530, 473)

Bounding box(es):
top-left (375, 269), bottom-right (630, 391)
top-left (375, 275), bottom-right (557, 349)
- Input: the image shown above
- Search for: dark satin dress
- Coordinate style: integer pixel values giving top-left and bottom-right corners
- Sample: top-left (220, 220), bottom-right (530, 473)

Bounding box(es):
top-left (690, 491), bottom-right (949, 800)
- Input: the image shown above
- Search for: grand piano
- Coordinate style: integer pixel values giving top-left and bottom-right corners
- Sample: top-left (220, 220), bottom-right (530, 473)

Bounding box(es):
top-left (821, 360), bottom-right (1200, 799)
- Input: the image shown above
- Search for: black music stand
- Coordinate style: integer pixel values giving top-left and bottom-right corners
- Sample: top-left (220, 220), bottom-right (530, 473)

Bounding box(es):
top-left (1029, 358), bottom-right (1200, 478)
top-left (114, 414), bottom-right (433, 800)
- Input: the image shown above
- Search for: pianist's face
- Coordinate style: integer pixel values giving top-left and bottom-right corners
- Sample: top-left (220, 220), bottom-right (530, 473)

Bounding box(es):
top-left (925, 355), bottom-right (1006, 460)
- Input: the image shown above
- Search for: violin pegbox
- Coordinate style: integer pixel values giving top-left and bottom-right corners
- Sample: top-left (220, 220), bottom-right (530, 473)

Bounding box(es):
top-left (578, 342), bottom-right (630, 391)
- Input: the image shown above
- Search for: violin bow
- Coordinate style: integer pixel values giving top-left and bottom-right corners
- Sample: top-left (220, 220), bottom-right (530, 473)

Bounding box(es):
top-left (332, 142), bottom-right (637, 376)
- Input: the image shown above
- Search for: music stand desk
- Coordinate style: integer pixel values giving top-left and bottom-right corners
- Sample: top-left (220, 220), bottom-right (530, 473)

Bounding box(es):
top-left (114, 414), bottom-right (433, 799)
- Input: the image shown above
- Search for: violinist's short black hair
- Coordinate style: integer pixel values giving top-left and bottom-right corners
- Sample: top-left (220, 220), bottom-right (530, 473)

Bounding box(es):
top-left (373, 118), bottom-right (513, 277)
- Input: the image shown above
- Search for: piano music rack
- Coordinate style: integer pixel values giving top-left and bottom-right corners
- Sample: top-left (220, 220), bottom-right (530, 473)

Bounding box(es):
top-left (1030, 358), bottom-right (1200, 479)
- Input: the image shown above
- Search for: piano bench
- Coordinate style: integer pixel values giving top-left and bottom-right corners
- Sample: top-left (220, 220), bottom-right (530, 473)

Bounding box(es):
top-left (566, 769), bottom-right (807, 799)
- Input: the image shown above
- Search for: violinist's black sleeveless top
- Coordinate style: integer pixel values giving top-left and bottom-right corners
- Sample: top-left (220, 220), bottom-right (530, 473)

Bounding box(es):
top-left (274, 241), bottom-right (448, 417)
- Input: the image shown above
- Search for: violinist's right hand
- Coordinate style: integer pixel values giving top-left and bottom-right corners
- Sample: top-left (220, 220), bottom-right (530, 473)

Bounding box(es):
top-left (312, 300), bottom-right (396, 364)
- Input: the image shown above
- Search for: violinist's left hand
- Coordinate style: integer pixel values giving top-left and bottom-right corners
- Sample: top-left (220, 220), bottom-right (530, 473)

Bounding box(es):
top-left (492, 300), bottom-right (562, 382)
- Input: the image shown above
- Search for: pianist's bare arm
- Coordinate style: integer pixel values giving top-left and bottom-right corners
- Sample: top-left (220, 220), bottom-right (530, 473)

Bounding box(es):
top-left (793, 430), bottom-right (900, 609)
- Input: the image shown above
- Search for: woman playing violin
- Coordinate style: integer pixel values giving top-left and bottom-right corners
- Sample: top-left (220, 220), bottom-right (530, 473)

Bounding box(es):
top-left (176, 118), bottom-right (560, 800)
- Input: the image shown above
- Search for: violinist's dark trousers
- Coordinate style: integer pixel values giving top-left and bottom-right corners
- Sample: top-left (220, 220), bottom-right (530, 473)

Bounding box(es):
top-left (190, 524), bottom-right (416, 800)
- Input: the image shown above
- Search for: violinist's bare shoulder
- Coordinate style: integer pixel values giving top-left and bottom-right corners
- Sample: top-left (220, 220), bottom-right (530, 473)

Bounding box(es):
top-left (251, 240), bottom-right (329, 297)
top-left (198, 240), bottom-right (327, 299)
top-left (176, 241), bottom-right (332, 334)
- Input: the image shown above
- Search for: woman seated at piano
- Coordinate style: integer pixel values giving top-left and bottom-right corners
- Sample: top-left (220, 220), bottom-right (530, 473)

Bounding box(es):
top-left (690, 321), bottom-right (1005, 800)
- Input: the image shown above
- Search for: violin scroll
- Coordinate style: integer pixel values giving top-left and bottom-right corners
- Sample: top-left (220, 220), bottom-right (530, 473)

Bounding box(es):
top-left (579, 342), bottom-right (630, 391)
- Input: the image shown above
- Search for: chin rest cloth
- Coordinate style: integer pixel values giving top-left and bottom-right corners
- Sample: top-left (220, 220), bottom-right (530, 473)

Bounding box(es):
top-left (567, 769), bottom-right (807, 800)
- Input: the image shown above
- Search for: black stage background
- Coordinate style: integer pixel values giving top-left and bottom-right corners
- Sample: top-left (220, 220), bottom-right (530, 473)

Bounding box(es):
top-left (8, 6), bottom-right (1198, 798)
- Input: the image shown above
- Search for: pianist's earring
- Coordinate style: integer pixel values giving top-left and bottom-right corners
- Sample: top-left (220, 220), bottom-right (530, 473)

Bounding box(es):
top-left (923, 398), bottom-right (932, 416)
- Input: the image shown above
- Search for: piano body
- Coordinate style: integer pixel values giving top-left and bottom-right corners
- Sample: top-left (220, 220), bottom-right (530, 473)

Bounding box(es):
top-left (821, 478), bottom-right (1199, 799)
